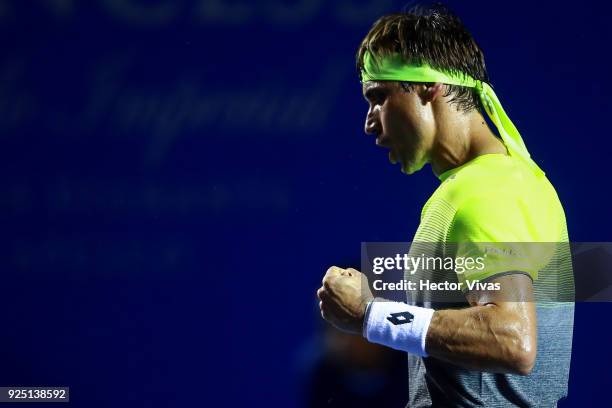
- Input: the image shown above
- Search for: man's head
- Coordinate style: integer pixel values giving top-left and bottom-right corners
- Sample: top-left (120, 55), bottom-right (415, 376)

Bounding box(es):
top-left (357, 5), bottom-right (490, 174)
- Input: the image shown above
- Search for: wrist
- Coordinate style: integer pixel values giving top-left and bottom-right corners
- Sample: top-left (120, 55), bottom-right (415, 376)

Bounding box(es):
top-left (363, 300), bottom-right (434, 357)
top-left (361, 297), bottom-right (375, 337)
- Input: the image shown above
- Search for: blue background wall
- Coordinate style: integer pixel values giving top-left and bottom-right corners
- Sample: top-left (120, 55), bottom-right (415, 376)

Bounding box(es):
top-left (1, 1), bottom-right (611, 406)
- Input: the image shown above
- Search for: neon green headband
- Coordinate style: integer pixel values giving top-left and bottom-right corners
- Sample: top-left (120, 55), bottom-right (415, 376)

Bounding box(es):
top-left (362, 51), bottom-right (544, 177)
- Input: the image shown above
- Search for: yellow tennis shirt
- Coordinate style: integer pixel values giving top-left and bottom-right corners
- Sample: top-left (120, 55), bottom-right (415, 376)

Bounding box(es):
top-left (406, 152), bottom-right (574, 407)
top-left (412, 153), bottom-right (569, 286)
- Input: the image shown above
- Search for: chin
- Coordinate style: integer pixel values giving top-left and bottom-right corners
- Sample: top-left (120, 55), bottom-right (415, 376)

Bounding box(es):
top-left (401, 160), bottom-right (426, 175)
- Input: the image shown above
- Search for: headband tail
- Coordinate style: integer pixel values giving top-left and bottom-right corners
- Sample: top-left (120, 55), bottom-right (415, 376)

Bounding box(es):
top-left (480, 83), bottom-right (545, 177)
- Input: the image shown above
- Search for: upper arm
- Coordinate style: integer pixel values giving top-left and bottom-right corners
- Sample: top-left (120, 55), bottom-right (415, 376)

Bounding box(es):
top-left (467, 273), bottom-right (538, 374)
top-left (466, 272), bottom-right (535, 306)
top-left (441, 191), bottom-right (548, 374)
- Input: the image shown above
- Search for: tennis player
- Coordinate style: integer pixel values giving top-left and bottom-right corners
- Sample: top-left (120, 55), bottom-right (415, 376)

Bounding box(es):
top-left (317, 5), bottom-right (574, 407)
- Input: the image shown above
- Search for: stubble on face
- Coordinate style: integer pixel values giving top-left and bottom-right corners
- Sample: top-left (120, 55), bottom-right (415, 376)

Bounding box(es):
top-left (363, 81), bottom-right (436, 174)
top-left (382, 83), bottom-right (434, 174)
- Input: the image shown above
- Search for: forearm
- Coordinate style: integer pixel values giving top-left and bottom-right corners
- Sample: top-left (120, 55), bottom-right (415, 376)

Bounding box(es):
top-left (319, 268), bottom-right (537, 375)
top-left (425, 303), bottom-right (536, 375)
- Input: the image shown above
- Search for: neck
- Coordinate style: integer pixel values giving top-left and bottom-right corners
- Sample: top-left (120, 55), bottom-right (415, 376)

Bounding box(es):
top-left (430, 110), bottom-right (507, 177)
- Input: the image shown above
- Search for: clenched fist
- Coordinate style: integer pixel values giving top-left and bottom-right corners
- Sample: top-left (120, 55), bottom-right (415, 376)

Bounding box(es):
top-left (316, 266), bottom-right (374, 335)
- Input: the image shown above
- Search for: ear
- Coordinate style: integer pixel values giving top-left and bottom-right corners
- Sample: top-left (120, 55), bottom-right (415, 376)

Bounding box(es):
top-left (419, 82), bottom-right (445, 104)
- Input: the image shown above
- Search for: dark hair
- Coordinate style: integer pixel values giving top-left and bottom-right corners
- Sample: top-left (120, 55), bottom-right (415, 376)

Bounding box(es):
top-left (356, 4), bottom-right (489, 113)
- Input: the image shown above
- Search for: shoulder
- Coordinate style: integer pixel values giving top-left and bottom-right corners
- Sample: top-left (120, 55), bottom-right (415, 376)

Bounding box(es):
top-left (419, 154), bottom-right (566, 242)
top-left (448, 181), bottom-right (564, 243)
top-left (437, 154), bottom-right (526, 208)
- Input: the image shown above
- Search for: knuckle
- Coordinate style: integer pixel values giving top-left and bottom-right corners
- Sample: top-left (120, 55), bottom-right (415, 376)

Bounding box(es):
top-left (326, 266), bottom-right (337, 275)
top-left (316, 287), bottom-right (325, 299)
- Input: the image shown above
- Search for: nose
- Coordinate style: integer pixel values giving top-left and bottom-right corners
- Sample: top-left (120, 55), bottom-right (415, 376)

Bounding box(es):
top-left (364, 109), bottom-right (380, 135)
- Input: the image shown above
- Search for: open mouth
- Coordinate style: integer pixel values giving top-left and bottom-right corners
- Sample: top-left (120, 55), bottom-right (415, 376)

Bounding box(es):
top-left (389, 149), bottom-right (398, 165)
top-left (376, 135), bottom-right (391, 148)
top-left (375, 135), bottom-right (399, 165)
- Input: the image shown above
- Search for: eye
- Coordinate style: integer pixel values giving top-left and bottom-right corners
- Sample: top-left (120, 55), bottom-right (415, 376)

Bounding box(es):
top-left (365, 89), bottom-right (386, 106)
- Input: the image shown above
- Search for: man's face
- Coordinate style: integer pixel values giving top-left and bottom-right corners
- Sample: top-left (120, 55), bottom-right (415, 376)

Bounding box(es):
top-left (362, 81), bottom-right (435, 174)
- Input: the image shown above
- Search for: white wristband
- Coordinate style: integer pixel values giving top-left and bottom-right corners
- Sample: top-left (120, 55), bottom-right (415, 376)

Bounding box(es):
top-left (363, 299), bottom-right (434, 357)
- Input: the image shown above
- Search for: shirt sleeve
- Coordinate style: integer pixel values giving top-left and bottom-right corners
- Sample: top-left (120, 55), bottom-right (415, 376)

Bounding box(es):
top-left (446, 193), bottom-right (555, 284)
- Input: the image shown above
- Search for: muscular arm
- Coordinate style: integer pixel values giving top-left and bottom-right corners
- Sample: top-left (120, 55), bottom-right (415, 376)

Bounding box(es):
top-left (425, 274), bottom-right (537, 375)
top-left (318, 267), bottom-right (537, 376)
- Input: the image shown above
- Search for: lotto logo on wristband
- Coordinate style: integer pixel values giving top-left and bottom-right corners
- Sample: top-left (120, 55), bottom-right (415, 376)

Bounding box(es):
top-left (366, 302), bottom-right (433, 356)
top-left (387, 311), bottom-right (414, 325)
